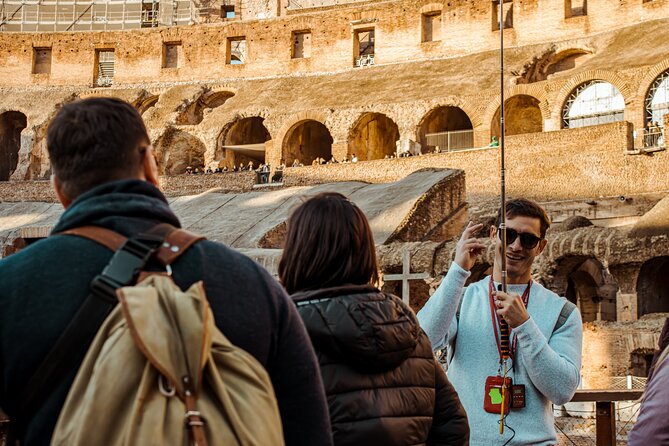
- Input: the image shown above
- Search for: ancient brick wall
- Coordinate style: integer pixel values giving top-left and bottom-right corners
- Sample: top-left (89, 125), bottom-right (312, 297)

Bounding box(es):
top-left (0, 0), bottom-right (668, 86)
top-left (282, 122), bottom-right (669, 201)
top-left (581, 316), bottom-right (665, 388)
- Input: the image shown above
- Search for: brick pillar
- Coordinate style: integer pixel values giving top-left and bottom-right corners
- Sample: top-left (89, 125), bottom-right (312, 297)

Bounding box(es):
top-left (331, 141), bottom-right (348, 162)
top-left (609, 263), bottom-right (641, 321)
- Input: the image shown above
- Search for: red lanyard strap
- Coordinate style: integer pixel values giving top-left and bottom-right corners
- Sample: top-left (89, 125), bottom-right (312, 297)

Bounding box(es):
top-left (488, 277), bottom-right (531, 363)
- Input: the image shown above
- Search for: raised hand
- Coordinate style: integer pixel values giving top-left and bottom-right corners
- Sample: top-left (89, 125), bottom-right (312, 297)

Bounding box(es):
top-left (454, 222), bottom-right (486, 272)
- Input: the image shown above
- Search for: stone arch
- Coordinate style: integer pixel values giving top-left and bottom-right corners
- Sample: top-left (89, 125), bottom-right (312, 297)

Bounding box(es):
top-left (482, 85), bottom-right (550, 134)
top-left (282, 119), bottom-right (333, 166)
top-left (554, 255), bottom-right (617, 322)
top-left (490, 94), bottom-right (543, 139)
top-left (417, 106), bottom-right (473, 151)
top-left (637, 57), bottom-right (669, 108)
top-left (153, 128), bottom-right (206, 174)
top-left (176, 90), bottom-right (235, 125)
top-left (554, 70), bottom-right (630, 125)
top-left (516, 47), bottom-right (593, 84)
top-left (636, 256), bottom-right (669, 318)
top-left (137, 95), bottom-right (159, 115)
top-left (217, 116), bottom-right (271, 168)
top-left (0, 111), bottom-right (27, 181)
top-left (348, 112), bottom-right (400, 161)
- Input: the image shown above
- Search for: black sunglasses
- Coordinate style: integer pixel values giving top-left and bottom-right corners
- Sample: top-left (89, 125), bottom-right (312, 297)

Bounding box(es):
top-left (497, 227), bottom-right (542, 249)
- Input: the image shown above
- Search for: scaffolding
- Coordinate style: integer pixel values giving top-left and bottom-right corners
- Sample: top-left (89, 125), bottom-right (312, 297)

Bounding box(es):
top-left (0, 0), bottom-right (194, 31)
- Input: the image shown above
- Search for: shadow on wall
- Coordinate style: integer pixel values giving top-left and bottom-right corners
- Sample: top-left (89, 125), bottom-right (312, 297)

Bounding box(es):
top-left (154, 128), bottom-right (206, 174)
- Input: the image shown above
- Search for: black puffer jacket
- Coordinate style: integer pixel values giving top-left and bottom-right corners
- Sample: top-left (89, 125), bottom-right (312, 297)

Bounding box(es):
top-left (292, 284), bottom-right (469, 446)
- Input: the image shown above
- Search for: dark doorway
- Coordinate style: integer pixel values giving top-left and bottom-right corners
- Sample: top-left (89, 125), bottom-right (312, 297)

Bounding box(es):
top-left (0, 111), bottom-right (27, 181)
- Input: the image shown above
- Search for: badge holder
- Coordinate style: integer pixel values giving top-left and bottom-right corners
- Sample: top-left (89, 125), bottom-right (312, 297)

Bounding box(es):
top-left (484, 375), bottom-right (512, 414)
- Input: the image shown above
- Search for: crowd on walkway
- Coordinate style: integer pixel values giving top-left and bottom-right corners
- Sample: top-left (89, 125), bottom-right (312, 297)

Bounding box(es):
top-left (0, 98), bottom-right (667, 446)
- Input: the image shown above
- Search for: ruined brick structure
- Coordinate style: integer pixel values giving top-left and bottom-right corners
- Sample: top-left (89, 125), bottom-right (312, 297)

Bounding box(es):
top-left (0, 0), bottom-right (668, 387)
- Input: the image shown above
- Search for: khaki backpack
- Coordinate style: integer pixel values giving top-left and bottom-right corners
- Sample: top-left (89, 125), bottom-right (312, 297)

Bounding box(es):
top-left (21, 225), bottom-right (284, 446)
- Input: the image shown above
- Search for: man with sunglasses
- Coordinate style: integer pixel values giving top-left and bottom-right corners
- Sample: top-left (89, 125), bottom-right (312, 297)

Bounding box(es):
top-left (418, 198), bottom-right (583, 446)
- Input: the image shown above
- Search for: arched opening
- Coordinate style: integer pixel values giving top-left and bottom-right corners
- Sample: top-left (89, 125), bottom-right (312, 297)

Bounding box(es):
top-left (176, 90), bottom-right (235, 125)
top-left (644, 70), bottom-right (669, 148)
top-left (154, 129), bottom-right (206, 174)
top-left (562, 80), bottom-right (625, 129)
top-left (348, 113), bottom-right (399, 161)
top-left (491, 95), bottom-right (543, 139)
top-left (137, 95), bottom-right (159, 115)
top-left (636, 256), bottom-right (669, 318)
top-left (218, 117), bottom-right (270, 169)
top-left (0, 111), bottom-right (27, 181)
top-left (418, 106), bottom-right (473, 152)
top-left (283, 120), bottom-right (333, 166)
top-left (558, 256), bottom-right (617, 322)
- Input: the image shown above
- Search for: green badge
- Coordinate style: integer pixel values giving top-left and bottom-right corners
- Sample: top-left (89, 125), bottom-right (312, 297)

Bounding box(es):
top-left (489, 387), bottom-right (503, 405)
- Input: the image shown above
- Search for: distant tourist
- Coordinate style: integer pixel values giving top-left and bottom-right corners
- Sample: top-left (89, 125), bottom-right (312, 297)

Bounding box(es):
top-left (490, 135), bottom-right (499, 147)
top-left (351, 154), bottom-right (358, 163)
top-left (247, 161), bottom-right (255, 171)
top-left (233, 164), bottom-right (239, 172)
top-left (292, 159), bottom-right (302, 168)
top-left (328, 156), bottom-right (338, 164)
top-left (312, 159), bottom-right (319, 166)
top-left (342, 155), bottom-right (350, 163)
top-left (279, 192), bottom-right (470, 446)
top-left (186, 166), bottom-right (193, 174)
top-left (417, 198), bottom-right (583, 445)
top-left (272, 161), bottom-right (285, 183)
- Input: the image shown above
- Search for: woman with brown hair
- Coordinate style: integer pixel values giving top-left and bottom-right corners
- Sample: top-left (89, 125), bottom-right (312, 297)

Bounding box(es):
top-left (279, 192), bottom-right (470, 446)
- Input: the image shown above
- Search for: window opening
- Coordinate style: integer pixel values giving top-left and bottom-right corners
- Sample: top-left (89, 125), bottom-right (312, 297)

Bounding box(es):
top-left (33, 47), bottom-right (52, 74)
top-left (354, 29), bottom-right (375, 67)
top-left (292, 31), bottom-right (312, 59)
top-left (644, 70), bottom-right (669, 148)
top-left (562, 80), bottom-right (625, 129)
top-left (422, 12), bottom-right (442, 42)
top-left (95, 49), bottom-right (115, 87)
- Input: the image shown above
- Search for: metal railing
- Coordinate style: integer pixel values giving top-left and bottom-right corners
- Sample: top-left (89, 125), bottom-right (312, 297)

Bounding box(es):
top-left (425, 129), bottom-right (474, 152)
top-left (354, 54), bottom-right (375, 67)
top-left (642, 127), bottom-right (664, 149)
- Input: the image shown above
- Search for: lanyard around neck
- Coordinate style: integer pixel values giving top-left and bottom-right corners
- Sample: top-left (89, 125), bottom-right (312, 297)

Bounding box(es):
top-left (488, 277), bottom-right (532, 363)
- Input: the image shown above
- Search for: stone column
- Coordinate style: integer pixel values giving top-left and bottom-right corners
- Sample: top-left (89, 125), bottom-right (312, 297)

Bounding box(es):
top-left (609, 263), bottom-right (641, 322)
top-left (331, 141), bottom-right (348, 162)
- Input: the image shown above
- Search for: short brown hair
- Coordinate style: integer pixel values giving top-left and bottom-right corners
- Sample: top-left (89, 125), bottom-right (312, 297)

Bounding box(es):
top-left (278, 192), bottom-right (379, 295)
top-left (47, 97), bottom-right (150, 198)
top-left (495, 198), bottom-right (551, 238)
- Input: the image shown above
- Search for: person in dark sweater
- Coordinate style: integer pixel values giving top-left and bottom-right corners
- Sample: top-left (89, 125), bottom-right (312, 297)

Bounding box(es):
top-left (0, 97), bottom-right (332, 446)
top-left (278, 192), bottom-right (470, 446)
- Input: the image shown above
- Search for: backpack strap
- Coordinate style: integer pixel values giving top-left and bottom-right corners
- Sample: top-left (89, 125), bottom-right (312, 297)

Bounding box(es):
top-left (553, 300), bottom-right (577, 333)
top-left (61, 224), bottom-right (205, 266)
top-left (18, 225), bottom-right (202, 429)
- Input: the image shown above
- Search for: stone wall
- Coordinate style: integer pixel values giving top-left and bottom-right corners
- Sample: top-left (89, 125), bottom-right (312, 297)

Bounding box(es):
top-left (581, 315), bottom-right (665, 388)
top-left (283, 122), bottom-right (668, 201)
top-left (2, 121), bottom-right (666, 203)
top-left (2, 0), bottom-right (668, 86)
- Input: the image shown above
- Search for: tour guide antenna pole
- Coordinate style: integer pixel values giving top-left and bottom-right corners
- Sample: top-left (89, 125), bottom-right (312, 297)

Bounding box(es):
top-left (498, 0), bottom-right (510, 436)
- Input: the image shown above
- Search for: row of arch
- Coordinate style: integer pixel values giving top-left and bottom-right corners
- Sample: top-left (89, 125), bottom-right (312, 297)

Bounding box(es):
top-left (3, 66), bottom-right (669, 177)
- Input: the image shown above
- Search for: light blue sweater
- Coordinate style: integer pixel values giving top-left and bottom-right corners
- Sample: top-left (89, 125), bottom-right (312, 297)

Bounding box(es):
top-left (417, 263), bottom-right (583, 446)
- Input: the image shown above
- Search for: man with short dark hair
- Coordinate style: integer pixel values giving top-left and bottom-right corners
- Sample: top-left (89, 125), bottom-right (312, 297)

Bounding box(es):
top-left (418, 198), bottom-right (583, 445)
top-left (0, 98), bottom-right (332, 446)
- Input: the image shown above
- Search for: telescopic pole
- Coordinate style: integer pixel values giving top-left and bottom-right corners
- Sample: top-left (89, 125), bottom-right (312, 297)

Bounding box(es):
top-left (498, 0), bottom-right (510, 435)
